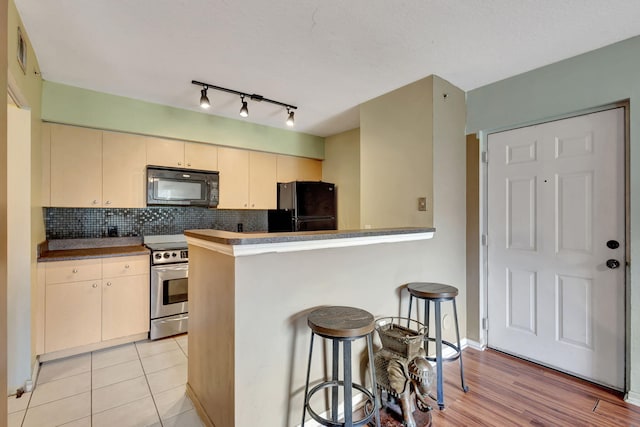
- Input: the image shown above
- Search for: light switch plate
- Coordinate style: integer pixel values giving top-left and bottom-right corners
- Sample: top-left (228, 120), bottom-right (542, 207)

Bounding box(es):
top-left (418, 197), bottom-right (427, 211)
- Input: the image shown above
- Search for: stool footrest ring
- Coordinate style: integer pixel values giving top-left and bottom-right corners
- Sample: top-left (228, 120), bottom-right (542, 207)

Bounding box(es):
top-left (423, 337), bottom-right (462, 362)
top-left (305, 380), bottom-right (376, 427)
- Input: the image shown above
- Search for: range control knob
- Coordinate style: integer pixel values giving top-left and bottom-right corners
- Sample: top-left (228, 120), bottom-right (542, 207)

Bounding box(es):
top-left (154, 253), bottom-right (162, 260)
top-left (172, 252), bottom-right (177, 257)
top-left (163, 253), bottom-right (170, 259)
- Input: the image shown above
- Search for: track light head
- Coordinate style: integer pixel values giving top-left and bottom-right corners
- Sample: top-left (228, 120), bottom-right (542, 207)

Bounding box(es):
top-left (286, 108), bottom-right (295, 127)
top-left (200, 88), bottom-right (210, 109)
top-left (239, 95), bottom-right (249, 118)
top-left (192, 80), bottom-right (297, 128)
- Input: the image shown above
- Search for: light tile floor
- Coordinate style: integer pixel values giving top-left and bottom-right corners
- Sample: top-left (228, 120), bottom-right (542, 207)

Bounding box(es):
top-left (7, 334), bottom-right (202, 427)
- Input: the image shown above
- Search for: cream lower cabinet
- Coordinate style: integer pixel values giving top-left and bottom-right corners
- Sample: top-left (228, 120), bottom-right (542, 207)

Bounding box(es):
top-left (102, 275), bottom-right (149, 341)
top-left (43, 255), bottom-right (149, 355)
top-left (45, 279), bottom-right (102, 353)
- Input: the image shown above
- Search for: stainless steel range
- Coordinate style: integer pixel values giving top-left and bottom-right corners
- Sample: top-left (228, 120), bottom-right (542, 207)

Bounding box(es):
top-left (144, 235), bottom-right (189, 340)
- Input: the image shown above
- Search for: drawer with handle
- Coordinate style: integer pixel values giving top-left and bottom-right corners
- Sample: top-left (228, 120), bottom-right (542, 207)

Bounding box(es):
top-left (102, 255), bottom-right (149, 278)
top-left (45, 259), bottom-right (102, 285)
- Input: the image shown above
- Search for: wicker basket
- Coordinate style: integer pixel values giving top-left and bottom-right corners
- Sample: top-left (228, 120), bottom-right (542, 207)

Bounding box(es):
top-left (375, 317), bottom-right (426, 358)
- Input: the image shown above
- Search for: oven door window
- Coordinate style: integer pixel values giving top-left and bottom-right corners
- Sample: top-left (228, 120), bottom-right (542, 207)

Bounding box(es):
top-left (162, 277), bottom-right (188, 305)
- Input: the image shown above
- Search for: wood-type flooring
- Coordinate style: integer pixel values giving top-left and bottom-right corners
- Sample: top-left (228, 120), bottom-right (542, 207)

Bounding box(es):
top-left (369, 347), bottom-right (640, 426)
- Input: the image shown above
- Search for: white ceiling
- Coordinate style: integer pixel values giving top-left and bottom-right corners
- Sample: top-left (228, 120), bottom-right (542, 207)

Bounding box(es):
top-left (14, 0), bottom-right (640, 137)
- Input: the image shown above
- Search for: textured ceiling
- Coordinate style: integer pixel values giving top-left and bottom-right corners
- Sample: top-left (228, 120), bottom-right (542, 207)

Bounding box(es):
top-left (14, 0), bottom-right (640, 137)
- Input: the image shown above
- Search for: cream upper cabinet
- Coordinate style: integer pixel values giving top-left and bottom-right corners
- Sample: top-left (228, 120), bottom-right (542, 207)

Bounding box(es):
top-left (217, 146), bottom-right (249, 208)
top-left (146, 137), bottom-right (218, 171)
top-left (50, 124), bottom-right (103, 207)
top-left (41, 123), bottom-right (51, 206)
top-left (102, 132), bottom-right (147, 208)
top-left (185, 142), bottom-right (218, 171)
top-left (276, 154), bottom-right (322, 183)
top-left (146, 137), bottom-right (185, 168)
top-left (249, 151), bottom-right (277, 209)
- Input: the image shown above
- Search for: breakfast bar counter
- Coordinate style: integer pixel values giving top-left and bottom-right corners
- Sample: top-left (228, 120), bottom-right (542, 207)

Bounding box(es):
top-left (184, 227), bottom-right (435, 427)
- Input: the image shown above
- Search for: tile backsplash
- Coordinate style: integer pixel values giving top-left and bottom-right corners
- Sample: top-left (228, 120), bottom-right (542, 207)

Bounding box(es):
top-left (44, 207), bottom-right (268, 240)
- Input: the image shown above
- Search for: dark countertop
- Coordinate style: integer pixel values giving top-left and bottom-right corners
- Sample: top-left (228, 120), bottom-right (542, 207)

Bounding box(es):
top-left (184, 227), bottom-right (435, 246)
top-left (38, 237), bottom-right (149, 262)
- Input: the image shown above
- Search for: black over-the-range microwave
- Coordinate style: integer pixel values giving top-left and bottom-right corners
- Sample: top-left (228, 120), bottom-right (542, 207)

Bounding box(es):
top-left (146, 165), bottom-right (219, 208)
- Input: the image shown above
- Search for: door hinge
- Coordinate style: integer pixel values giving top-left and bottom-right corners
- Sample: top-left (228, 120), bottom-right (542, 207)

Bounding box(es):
top-left (482, 318), bottom-right (488, 331)
top-left (482, 151), bottom-right (488, 164)
top-left (481, 234), bottom-right (488, 246)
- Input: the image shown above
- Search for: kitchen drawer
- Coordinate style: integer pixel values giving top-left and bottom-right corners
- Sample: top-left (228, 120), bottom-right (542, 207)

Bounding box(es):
top-left (102, 255), bottom-right (149, 278)
top-left (45, 259), bottom-right (102, 285)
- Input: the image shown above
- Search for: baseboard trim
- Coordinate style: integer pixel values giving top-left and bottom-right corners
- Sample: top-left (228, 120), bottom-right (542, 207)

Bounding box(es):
top-left (39, 332), bottom-right (148, 362)
top-left (625, 390), bottom-right (640, 407)
top-left (464, 339), bottom-right (485, 351)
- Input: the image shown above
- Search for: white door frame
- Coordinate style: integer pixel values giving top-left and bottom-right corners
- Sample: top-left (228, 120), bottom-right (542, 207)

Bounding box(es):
top-left (478, 101), bottom-right (630, 389)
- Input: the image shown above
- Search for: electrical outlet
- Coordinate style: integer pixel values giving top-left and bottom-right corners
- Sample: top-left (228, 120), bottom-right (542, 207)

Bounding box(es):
top-left (237, 223), bottom-right (243, 232)
top-left (418, 197), bottom-right (427, 211)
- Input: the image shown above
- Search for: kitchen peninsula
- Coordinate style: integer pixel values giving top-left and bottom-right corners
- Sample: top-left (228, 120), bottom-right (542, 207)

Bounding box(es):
top-left (184, 227), bottom-right (435, 426)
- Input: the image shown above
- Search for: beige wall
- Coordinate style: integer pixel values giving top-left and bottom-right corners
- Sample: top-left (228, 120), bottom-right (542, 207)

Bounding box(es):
top-left (6, 106), bottom-right (30, 394)
top-left (360, 76), bottom-right (434, 228)
top-left (466, 134), bottom-right (481, 342)
top-left (7, 0), bottom-right (43, 394)
top-left (2, 0), bottom-right (10, 418)
top-left (426, 75), bottom-right (467, 340)
top-left (341, 74), bottom-right (467, 343)
top-left (323, 128), bottom-right (360, 229)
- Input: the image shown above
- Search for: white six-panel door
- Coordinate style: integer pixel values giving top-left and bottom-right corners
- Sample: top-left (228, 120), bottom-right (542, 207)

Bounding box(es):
top-left (487, 108), bottom-right (625, 389)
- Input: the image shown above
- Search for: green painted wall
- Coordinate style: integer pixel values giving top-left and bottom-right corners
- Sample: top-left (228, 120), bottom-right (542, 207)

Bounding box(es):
top-left (41, 81), bottom-right (325, 159)
top-left (467, 35), bottom-right (640, 402)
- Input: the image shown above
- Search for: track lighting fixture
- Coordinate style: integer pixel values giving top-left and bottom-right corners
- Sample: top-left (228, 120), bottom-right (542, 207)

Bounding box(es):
top-left (286, 108), bottom-right (295, 127)
top-left (192, 80), bottom-right (297, 127)
top-left (239, 95), bottom-right (249, 117)
top-left (200, 87), bottom-right (210, 109)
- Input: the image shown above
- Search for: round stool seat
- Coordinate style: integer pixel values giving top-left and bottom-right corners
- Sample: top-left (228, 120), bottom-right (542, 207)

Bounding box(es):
top-left (407, 282), bottom-right (458, 300)
top-left (308, 306), bottom-right (374, 338)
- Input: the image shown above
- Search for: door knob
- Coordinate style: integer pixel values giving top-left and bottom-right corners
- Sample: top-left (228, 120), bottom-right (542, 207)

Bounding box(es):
top-left (607, 240), bottom-right (620, 249)
top-left (606, 259), bottom-right (621, 269)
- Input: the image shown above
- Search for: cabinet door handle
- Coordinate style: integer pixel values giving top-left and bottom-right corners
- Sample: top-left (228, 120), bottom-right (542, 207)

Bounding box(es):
top-left (105, 200), bottom-right (111, 205)
top-left (187, 162), bottom-right (191, 167)
top-left (72, 268), bottom-right (78, 273)
top-left (124, 264), bottom-right (130, 269)
top-left (92, 283), bottom-right (98, 288)
top-left (106, 282), bottom-right (112, 286)
top-left (178, 162), bottom-right (182, 166)
top-left (92, 200), bottom-right (98, 205)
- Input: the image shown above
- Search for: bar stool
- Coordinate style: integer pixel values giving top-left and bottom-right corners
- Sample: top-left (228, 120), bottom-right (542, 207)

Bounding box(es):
top-left (406, 282), bottom-right (469, 410)
top-left (301, 306), bottom-right (381, 427)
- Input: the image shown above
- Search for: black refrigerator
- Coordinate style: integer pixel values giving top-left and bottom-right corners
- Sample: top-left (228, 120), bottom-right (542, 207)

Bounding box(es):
top-left (268, 181), bottom-right (337, 232)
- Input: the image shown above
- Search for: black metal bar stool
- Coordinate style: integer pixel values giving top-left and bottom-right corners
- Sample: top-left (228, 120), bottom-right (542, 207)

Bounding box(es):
top-left (302, 306), bottom-right (381, 427)
top-left (406, 282), bottom-right (469, 410)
